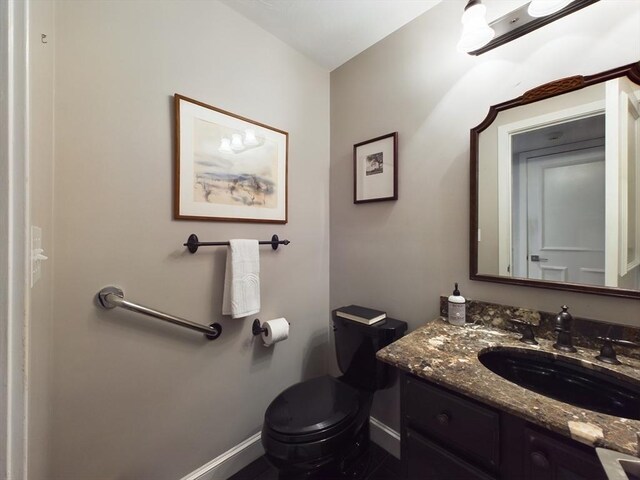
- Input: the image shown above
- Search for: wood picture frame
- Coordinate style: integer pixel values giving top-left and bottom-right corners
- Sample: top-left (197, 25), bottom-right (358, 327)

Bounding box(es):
top-left (174, 94), bottom-right (288, 223)
top-left (353, 132), bottom-right (398, 204)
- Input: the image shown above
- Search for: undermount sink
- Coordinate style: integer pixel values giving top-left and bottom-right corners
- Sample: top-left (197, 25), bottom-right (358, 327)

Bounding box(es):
top-left (478, 347), bottom-right (640, 420)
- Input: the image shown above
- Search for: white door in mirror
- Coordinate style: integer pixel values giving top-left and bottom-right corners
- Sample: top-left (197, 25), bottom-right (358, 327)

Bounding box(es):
top-left (525, 146), bottom-right (605, 285)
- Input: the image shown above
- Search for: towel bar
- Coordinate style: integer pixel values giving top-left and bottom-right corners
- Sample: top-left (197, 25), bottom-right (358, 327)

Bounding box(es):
top-left (184, 233), bottom-right (290, 253)
top-left (97, 286), bottom-right (222, 340)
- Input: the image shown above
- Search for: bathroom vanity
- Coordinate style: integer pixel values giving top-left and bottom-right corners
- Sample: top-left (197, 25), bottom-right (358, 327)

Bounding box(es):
top-left (378, 59), bottom-right (640, 479)
top-left (377, 314), bottom-right (640, 480)
top-left (402, 374), bottom-right (606, 479)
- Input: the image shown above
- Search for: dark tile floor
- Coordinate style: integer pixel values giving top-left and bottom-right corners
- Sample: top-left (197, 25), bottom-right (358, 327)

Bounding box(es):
top-left (228, 443), bottom-right (403, 480)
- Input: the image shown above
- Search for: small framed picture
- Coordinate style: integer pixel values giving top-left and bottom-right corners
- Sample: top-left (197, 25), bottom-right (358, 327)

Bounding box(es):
top-left (353, 132), bottom-right (398, 204)
top-left (174, 94), bottom-right (288, 223)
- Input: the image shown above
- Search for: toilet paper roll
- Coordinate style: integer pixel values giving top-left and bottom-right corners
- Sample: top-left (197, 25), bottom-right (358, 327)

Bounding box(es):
top-left (261, 317), bottom-right (289, 347)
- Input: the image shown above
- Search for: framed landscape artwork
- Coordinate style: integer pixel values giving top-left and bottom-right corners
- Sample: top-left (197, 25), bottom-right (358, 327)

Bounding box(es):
top-left (174, 94), bottom-right (288, 223)
top-left (353, 132), bottom-right (398, 204)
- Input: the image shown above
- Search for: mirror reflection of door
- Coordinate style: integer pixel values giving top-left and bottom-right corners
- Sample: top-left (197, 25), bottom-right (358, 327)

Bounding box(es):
top-left (511, 116), bottom-right (606, 286)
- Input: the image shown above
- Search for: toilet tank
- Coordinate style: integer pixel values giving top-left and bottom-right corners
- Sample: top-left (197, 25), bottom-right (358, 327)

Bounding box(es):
top-left (332, 310), bottom-right (407, 391)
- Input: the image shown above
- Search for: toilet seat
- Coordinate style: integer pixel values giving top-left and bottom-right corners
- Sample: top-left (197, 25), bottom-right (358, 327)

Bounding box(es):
top-left (264, 375), bottom-right (361, 443)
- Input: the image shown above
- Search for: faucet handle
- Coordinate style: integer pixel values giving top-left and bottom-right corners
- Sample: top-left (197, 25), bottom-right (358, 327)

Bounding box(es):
top-left (595, 336), bottom-right (640, 365)
top-left (554, 305), bottom-right (573, 332)
top-left (508, 318), bottom-right (539, 346)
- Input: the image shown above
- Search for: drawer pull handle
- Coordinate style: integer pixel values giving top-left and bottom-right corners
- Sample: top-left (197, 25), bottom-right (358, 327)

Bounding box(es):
top-left (531, 451), bottom-right (549, 469)
top-left (436, 413), bottom-right (450, 425)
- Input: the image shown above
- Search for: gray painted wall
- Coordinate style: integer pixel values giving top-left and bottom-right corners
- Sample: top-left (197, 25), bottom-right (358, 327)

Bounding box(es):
top-left (330, 0), bottom-right (640, 432)
top-left (51, 1), bottom-right (330, 478)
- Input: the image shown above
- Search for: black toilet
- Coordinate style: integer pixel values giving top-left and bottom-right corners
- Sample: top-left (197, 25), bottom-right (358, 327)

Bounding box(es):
top-left (261, 310), bottom-right (407, 479)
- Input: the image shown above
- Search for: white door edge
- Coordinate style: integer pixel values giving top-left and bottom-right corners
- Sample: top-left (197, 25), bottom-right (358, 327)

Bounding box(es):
top-left (1, 0), bottom-right (29, 478)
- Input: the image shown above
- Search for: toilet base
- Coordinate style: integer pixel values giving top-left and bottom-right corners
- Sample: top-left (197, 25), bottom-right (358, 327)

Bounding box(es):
top-left (274, 444), bottom-right (371, 480)
top-left (266, 423), bottom-right (371, 480)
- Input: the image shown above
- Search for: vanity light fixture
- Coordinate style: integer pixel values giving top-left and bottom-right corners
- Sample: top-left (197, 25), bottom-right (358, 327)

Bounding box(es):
top-left (457, 0), bottom-right (495, 53)
top-left (218, 137), bottom-right (233, 153)
top-left (460, 0), bottom-right (598, 56)
top-left (218, 129), bottom-right (263, 154)
top-left (244, 129), bottom-right (259, 146)
top-left (528, 0), bottom-right (575, 17)
top-left (230, 133), bottom-right (244, 152)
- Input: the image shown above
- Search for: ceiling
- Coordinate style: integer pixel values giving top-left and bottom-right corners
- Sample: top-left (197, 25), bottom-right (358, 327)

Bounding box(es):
top-left (512, 114), bottom-right (605, 154)
top-left (220, 0), bottom-right (443, 71)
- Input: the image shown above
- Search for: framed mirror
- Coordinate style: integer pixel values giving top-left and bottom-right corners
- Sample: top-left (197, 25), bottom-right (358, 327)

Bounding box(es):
top-left (471, 62), bottom-right (640, 299)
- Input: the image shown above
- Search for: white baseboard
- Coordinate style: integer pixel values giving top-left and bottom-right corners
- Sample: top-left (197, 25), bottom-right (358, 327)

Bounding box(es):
top-left (180, 416), bottom-right (401, 480)
top-left (369, 417), bottom-right (401, 459)
top-left (180, 432), bottom-right (264, 480)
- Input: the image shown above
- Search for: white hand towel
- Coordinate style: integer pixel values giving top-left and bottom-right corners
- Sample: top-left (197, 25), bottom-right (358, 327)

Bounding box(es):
top-left (222, 239), bottom-right (260, 319)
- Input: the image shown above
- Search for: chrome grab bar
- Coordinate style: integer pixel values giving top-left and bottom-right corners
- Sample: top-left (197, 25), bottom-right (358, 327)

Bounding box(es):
top-left (97, 286), bottom-right (222, 340)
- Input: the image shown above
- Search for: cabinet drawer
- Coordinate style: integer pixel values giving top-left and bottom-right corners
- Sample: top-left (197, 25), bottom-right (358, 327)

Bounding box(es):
top-left (406, 428), bottom-right (496, 480)
top-left (404, 375), bottom-right (500, 469)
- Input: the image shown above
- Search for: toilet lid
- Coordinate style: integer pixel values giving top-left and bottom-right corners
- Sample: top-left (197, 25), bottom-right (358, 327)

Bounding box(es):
top-left (265, 376), bottom-right (360, 436)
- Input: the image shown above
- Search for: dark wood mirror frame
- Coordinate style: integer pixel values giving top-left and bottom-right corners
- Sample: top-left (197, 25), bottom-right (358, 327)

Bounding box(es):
top-left (470, 61), bottom-right (640, 299)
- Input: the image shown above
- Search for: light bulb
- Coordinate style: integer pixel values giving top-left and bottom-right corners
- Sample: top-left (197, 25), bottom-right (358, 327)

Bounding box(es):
top-left (244, 129), bottom-right (258, 146)
top-left (230, 133), bottom-right (244, 152)
top-left (218, 137), bottom-right (232, 153)
top-left (528, 0), bottom-right (574, 17)
top-left (457, 0), bottom-right (495, 53)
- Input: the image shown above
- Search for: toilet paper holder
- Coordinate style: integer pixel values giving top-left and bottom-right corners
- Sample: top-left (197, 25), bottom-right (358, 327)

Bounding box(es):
top-left (252, 318), bottom-right (290, 336)
top-left (252, 319), bottom-right (267, 336)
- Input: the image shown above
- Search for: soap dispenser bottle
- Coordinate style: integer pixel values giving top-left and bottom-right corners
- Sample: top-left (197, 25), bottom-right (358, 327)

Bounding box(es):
top-left (448, 283), bottom-right (466, 326)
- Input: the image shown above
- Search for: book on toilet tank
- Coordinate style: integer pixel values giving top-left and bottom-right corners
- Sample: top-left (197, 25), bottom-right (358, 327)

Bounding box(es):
top-left (335, 305), bottom-right (386, 325)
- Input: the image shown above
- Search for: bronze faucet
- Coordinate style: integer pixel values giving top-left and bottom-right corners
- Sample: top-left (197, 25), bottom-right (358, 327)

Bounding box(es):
top-left (553, 305), bottom-right (577, 353)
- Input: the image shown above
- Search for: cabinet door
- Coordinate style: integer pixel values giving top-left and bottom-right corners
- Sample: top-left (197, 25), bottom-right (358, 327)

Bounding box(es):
top-left (406, 428), bottom-right (496, 480)
top-left (404, 375), bottom-right (500, 470)
top-left (523, 427), bottom-right (607, 480)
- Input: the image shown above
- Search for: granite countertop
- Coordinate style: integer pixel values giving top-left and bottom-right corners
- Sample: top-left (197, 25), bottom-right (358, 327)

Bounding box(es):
top-left (377, 318), bottom-right (640, 457)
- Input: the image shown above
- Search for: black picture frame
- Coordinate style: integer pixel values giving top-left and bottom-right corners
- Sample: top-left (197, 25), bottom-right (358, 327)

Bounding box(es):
top-left (353, 132), bottom-right (398, 204)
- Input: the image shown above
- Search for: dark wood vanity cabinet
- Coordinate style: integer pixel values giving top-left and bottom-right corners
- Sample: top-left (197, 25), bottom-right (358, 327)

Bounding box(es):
top-left (400, 373), bottom-right (607, 480)
top-left (405, 428), bottom-right (495, 480)
top-left (521, 427), bottom-right (607, 480)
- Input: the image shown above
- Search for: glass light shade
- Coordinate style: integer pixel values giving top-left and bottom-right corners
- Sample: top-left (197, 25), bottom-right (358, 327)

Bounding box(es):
top-left (230, 133), bottom-right (244, 151)
top-left (457, 2), bottom-right (495, 53)
top-left (244, 129), bottom-right (258, 146)
top-left (527, 0), bottom-right (574, 17)
top-left (218, 137), bottom-right (232, 153)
